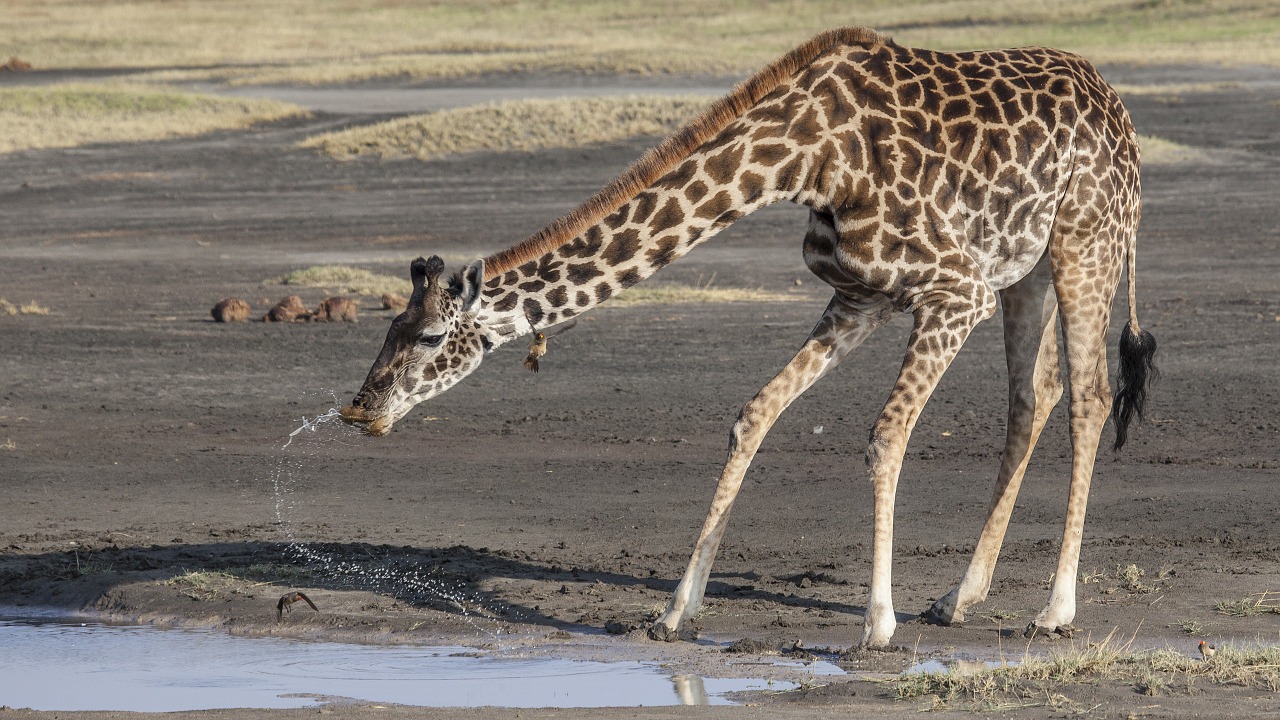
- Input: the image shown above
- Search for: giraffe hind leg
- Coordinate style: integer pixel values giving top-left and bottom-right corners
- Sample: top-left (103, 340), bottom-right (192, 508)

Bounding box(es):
top-left (927, 255), bottom-right (1062, 625)
top-left (650, 295), bottom-right (895, 640)
top-left (1026, 235), bottom-right (1124, 637)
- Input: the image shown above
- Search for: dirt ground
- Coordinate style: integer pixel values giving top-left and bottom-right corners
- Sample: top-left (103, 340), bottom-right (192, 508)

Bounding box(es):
top-left (1, 63), bottom-right (1278, 719)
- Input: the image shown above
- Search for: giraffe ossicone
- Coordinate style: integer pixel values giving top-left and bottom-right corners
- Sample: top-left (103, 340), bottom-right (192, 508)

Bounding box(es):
top-left (340, 26), bottom-right (1157, 649)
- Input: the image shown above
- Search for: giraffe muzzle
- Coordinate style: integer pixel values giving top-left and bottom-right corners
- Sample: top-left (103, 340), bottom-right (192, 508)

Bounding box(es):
top-left (339, 405), bottom-right (393, 437)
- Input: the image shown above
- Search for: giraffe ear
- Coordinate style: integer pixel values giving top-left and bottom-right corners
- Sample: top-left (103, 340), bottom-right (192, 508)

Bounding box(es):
top-left (456, 259), bottom-right (484, 313)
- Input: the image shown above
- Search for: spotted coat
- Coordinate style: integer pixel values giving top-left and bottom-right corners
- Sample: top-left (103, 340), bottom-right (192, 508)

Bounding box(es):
top-left (344, 27), bottom-right (1152, 650)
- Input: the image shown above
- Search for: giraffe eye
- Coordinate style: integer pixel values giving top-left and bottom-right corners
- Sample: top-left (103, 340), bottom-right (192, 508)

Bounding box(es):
top-left (419, 333), bottom-right (445, 347)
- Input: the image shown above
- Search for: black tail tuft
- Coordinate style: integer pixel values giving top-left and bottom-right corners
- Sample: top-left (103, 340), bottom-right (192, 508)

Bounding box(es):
top-left (1112, 322), bottom-right (1158, 450)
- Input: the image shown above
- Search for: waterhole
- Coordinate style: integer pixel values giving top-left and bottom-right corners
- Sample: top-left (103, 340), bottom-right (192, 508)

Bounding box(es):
top-left (0, 610), bottom-right (824, 711)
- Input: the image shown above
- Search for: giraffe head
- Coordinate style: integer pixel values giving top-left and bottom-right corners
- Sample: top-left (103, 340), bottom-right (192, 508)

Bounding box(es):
top-left (340, 255), bottom-right (488, 436)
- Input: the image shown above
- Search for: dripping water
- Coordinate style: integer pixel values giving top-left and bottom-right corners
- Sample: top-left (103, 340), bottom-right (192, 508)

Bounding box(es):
top-left (269, 400), bottom-right (512, 640)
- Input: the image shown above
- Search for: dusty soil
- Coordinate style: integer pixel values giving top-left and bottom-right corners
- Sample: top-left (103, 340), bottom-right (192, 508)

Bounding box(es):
top-left (1, 64), bottom-right (1278, 719)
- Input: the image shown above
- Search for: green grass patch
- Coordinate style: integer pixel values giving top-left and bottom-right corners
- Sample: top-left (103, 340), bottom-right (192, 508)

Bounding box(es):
top-left (0, 84), bottom-right (306, 153)
top-left (301, 95), bottom-right (710, 161)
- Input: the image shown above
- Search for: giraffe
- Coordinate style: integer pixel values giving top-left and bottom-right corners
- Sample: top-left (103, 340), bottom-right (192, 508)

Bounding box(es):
top-left (339, 27), bottom-right (1158, 648)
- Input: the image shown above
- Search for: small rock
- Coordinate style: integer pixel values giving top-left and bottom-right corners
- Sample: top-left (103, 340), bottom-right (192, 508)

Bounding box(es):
top-left (604, 619), bottom-right (640, 635)
top-left (311, 296), bottom-right (358, 322)
top-left (0, 57), bottom-right (33, 72)
top-left (210, 298), bottom-right (250, 322)
top-left (263, 295), bottom-right (308, 322)
top-left (381, 292), bottom-right (409, 312)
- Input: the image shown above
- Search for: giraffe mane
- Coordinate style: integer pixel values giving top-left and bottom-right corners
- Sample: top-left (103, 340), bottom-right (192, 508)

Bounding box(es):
top-left (482, 26), bottom-right (891, 278)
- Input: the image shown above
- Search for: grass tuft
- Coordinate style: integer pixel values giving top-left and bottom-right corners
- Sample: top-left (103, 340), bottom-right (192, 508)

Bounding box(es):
top-left (0, 84), bottom-right (307, 154)
top-left (612, 282), bottom-right (803, 307)
top-left (1215, 590), bottom-right (1280, 617)
top-left (0, 298), bottom-right (49, 315)
top-left (271, 266), bottom-right (411, 298)
top-left (1115, 563), bottom-right (1153, 594)
top-left (168, 565), bottom-right (315, 602)
top-left (302, 95), bottom-right (710, 161)
top-left (895, 631), bottom-right (1280, 708)
top-left (1113, 81), bottom-right (1243, 97)
top-left (1175, 618), bottom-right (1205, 635)
top-left (271, 265), bottom-right (802, 307)
top-left (1139, 134), bottom-right (1212, 165)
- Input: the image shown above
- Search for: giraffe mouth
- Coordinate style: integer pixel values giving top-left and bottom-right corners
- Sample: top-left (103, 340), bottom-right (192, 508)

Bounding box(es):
top-left (339, 405), bottom-right (394, 437)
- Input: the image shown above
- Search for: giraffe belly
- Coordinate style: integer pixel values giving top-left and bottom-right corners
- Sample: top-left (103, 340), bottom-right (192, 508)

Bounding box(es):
top-left (966, 232), bottom-right (1051, 292)
top-left (801, 211), bottom-right (891, 302)
top-left (802, 210), bottom-right (1049, 303)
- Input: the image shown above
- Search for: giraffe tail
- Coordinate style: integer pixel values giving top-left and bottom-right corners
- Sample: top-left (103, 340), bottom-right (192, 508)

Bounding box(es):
top-left (1111, 235), bottom-right (1158, 451)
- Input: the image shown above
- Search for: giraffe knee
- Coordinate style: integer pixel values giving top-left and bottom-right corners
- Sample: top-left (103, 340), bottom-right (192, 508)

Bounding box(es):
top-left (727, 402), bottom-right (764, 454)
top-left (864, 424), bottom-right (905, 471)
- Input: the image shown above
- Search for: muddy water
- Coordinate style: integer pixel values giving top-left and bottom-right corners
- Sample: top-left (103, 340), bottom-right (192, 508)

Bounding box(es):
top-left (0, 610), bottom-right (822, 711)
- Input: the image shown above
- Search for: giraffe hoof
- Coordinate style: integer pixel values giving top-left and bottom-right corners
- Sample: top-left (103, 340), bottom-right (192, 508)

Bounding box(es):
top-left (647, 623), bottom-right (681, 642)
top-left (1023, 622), bottom-right (1075, 639)
top-left (923, 593), bottom-right (964, 626)
top-left (646, 622), bottom-right (699, 642)
top-left (923, 604), bottom-right (963, 626)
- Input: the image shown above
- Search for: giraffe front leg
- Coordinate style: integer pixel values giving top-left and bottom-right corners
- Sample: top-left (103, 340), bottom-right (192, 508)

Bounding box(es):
top-left (861, 292), bottom-right (992, 649)
top-left (650, 297), bottom-right (892, 641)
top-left (928, 258), bottom-right (1062, 626)
top-left (648, 443), bottom-right (749, 642)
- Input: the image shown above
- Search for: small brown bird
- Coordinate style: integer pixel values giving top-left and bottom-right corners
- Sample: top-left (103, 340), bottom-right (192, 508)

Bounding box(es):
top-left (277, 591), bottom-right (319, 622)
top-left (524, 332), bottom-right (547, 373)
top-left (1198, 640), bottom-right (1216, 659)
top-left (523, 320), bottom-right (577, 373)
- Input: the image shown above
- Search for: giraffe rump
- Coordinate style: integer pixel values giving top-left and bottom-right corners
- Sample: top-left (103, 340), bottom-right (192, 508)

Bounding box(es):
top-left (482, 27), bottom-right (889, 278)
top-left (1111, 322), bottom-right (1158, 450)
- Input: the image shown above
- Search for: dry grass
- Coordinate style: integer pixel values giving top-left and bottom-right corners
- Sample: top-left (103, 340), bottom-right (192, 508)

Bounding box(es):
top-left (612, 282), bottom-right (804, 307)
top-left (1114, 81), bottom-right (1243, 97)
top-left (896, 631), bottom-right (1280, 709)
top-left (1216, 590), bottom-right (1280, 617)
top-left (302, 95), bottom-right (710, 161)
top-left (0, 84), bottom-right (306, 154)
top-left (168, 565), bottom-right (314, 602)
top-left (1139, 134), bottom-right (1212, 165)
top-left (3, 1), bottom-right (1277, 86)
top-left (271, 266), bottom-right (411, 298)
top-left (0, 298), bottom-right (50, 315)
top-left (273, 265), bottom-right (802, 307)
top-left (306, 100), bottom-right (1209, 172)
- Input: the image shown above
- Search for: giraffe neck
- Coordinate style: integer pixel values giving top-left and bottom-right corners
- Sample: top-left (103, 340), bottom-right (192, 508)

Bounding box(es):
top-left (470, 26), bottom-right (892, 346)
top-left (475, 140), bottom-right (792, 345)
